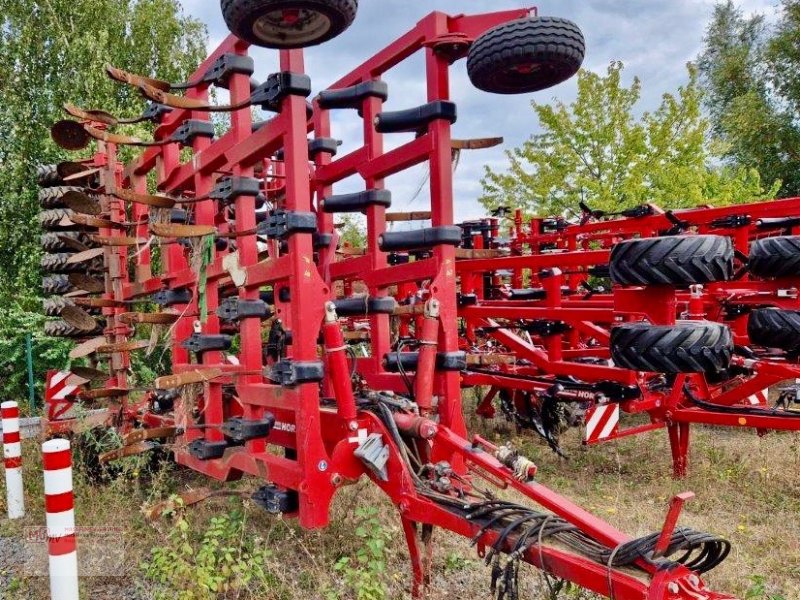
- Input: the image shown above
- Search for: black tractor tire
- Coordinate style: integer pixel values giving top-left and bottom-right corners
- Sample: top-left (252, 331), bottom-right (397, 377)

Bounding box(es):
top-left (42, 275), bottom-right (75, 295)
top-left (42, 296), bottom-right (75, 317)
top-left (41, 232), bottom-right (95, 253)
top-left (41, 252), bottom-right (101, 274)
top-left (39, 209), bottom-right (77, 231)
top-left (610, 235), bottom-right (734, 286)
top-left (610, 321), bottom-right (733, 374)
top-left (747, 308), bottom-right (800, 353)
top-left (36, 164), bottom-right (62, 187)
top-left (467, 17), bottom-right (584, 94)
top-left (38, 186), bottom-right (84, 209)
top-left (748, 236), bottom-right (800, 279)
top-left (44, 319), bottom-right (94, 338)
top-left (221, 0), bottom-right (357, 48)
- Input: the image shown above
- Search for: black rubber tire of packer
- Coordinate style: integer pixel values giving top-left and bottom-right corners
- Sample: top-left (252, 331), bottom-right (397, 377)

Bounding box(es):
top-left (748, 236), bottom-right (800, 279)
top-left (44, 320), bottom-right (93, 338)
top-left (36, 164), bottom-right (62, 187)
top-left (610, 321), bottom-right (733, 374)
top-left (747, 308), bottom-right (800, 353)
top-left (38, 186), bottom-right (84, 209)
top-left (221, 0), bottom-right (357, 48)
top-left (467, 16), bottom-right (585, 94)
top-left (42, 275), bottom-right (75, 295)
top-left (609, 235), bottom-right (734, 286)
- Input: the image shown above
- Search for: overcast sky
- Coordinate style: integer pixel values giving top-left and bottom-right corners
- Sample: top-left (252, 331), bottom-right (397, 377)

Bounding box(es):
top-left (180, 0), bottom-right (779, 221)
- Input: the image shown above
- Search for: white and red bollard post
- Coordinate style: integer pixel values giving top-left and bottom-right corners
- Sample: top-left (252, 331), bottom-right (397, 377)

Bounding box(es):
top-left (43, 438), bottom-right (79, 600)
top-left (1, 401), bottom-right (25, 519)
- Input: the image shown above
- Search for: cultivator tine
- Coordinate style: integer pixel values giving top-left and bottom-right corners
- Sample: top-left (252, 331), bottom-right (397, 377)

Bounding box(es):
top-left (68, 213), bottom-right (124, 229)
top-left (68, 336), bottom-right (107, 360)
top-left (145, 488), bottom-right (251, 520)
top-left (96, 340), bottom-right (150, 354)
top-left (69, 366), bottom-right (109, 382)
top-left (119, 312), bottom-right (179, 325)
top-left (451, 137), bottom-right (504, 150)
top-left (73, 298), bottom-right (129, 309)
top-left (68, 273), bottom-right (106, 293)
top-left (91, 235), bottom-right (147, 247)
top-left (66, 247), bottom-right (105, 265)
top-left (149, 223), bottom-right (215, 238)
top-left (83, 124), bottom-right (163, 147)
top-left (56, 233), bottom-right (90, 252)
top-left (154, 368), bottom-right (223, 390)
top-left (98, 440), bottom-right (157, 464)
top-left (78, 387), bottom-right (131, 401)
top-left (105, 64), bottom-right (174, 92)
top-left (61, 305), bottom-right (101, 332)
top-left (122, 427), bottom-right (178, 446)
top-left (113, 188), bottom-right (176, 209)
top-left (138, 82), bottom-right (251, 112)
top-left (63, 103), bottom-right (119, 126)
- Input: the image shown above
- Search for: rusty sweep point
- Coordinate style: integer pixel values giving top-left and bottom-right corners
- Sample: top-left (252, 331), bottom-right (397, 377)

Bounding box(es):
top-left (51, 119), bottom-right (91, 151)
top-left (63, 103), bottom-right (118, 126)
top-left (69, 366), bottom-right (109, 381)
top-left (68, 273), bottom-right (105, 293)
top-left (63, 190), bottom-right (102, 216)
top-left (105, 64), bottom-right (172, 92)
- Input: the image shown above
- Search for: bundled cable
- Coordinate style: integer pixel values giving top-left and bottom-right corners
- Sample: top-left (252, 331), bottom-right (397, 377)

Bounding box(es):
top-left (463, 500), bottom-right (731, 600)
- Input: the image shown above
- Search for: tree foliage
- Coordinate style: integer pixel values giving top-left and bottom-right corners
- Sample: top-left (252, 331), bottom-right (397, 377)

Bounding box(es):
top-left (699, 0), bottom-right (800, 197)
top-left (0, 0), bottom-right (206, 403)
top-left (481, 62), bottom-right (777, 217)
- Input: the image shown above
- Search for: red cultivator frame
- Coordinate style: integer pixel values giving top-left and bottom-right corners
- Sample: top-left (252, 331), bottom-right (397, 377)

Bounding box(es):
top-left (38, 3), bottom-right (744, 598)
top-left (453, 201), bottom-right (800, 476)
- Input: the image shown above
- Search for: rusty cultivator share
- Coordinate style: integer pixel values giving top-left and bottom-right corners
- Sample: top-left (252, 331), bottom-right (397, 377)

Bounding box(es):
top-left (39, 1), bottom-right (742, 598)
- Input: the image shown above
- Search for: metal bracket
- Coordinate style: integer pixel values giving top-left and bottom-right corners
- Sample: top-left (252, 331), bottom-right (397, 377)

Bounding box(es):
top-left (171, 119), bottom-right (215, 146)
top-left (181, 333), bottom-right (233, 355)
top-left (217, 297), bottom-right (271, 322)
top-left (210, 176), bottom-right (261, 203)
top-left (201, 53), bottom-right (255, 88)
top-left (221, 416), bottom-right (276, 442)
top-left (353, 433), bottom-right (390, 481)
top-left (187, 439), bottom-right (228, 461)
top-left (251, 71), bottom-right (312, 112)
top-left (252, 484), bottom-right (299, 514)
top-left (152, 288), bottom-right (192, 306)
top-left (260, 210), bottom-right (317, 240)
top-left (266, 360), bottom-right (324, 387)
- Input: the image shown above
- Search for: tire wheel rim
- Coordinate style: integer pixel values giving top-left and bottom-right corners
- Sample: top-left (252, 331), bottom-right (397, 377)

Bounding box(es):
top-left (253, 8), bottom-right (332, 46)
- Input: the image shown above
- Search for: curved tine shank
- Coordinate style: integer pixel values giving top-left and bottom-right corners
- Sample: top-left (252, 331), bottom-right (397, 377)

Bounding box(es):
top-left (150, 223), bottom-right (216, 238)
top-left (105, 64), bottom-right (172, 92)
top-left (114, 188), bottom-right (176, 209)
top-left (84, 124), bottom-right (163, 147)
top-left (138, 81), bottom-right (252, 113)
top-left (64, 103), bottom-right (119, 126)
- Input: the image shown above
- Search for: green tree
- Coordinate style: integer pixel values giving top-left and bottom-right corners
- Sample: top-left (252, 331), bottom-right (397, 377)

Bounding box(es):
top-left (0, 0), bottom-right (206, 403)
top-left (698, 0), bottom-right (800, 197)
top-left (480, 61), bottom-right (776, 217)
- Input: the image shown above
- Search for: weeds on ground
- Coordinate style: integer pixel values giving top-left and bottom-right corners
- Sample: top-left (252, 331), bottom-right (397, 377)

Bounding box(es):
top-left (745, 575), bottom-right (786, 600)
top-left (324, 505), bottom-right (392, 600)
top-left (142, 498), bottom-right (274, 600)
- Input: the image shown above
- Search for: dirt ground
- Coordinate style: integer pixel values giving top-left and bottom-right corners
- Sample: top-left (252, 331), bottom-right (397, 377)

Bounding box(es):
top-left (0, 407), bottom-right (797, 600)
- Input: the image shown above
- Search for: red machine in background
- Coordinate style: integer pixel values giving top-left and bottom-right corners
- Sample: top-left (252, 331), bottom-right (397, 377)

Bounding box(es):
top-left (36, 2), bottom-right (748, 598)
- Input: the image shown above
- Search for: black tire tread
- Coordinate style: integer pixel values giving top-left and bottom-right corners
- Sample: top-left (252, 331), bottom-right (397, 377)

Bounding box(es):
top-left (610, 235), bottom-right (734, 286)
top-left (36, 164), bottom-right (62, 187)
top-left (39, 208), bottom-right (77, 231)
top-left (467, 17), bottom-right (584, 94)
top-left (38, 186), bottom-right (84, 209)
top-left (41, 252), bottom-right (101, 274)
top-left (611, 321), bottom-right (733, 374)
top-left (221, 0), bottom-right (357, 48)
top-left (747, 308), bottom-right (800, 352)
top-left (44, 319), bottom-right (94, 338)
top-left (748, 236), bottom-right (800, 279)
top-left (42, 275), bottom-right (75, 295)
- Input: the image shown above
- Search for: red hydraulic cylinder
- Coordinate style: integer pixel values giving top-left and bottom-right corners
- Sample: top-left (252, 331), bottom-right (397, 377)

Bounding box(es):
top-left (322, 302), bottom-right (357, 423)
top-left (414, 299), bottom-right (440, 416)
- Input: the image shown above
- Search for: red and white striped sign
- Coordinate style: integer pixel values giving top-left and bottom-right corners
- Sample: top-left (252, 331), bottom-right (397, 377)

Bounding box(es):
top-left (746, 388), bottom-right (769, 406)
top-left (46, 371), bottom-right (80, 401)
top-left (584, 404), bottom-right (620, 444)
top-left (2, 401), bottom-right (25, 519)
top-left (43, 438), bottom-right (79, 600)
